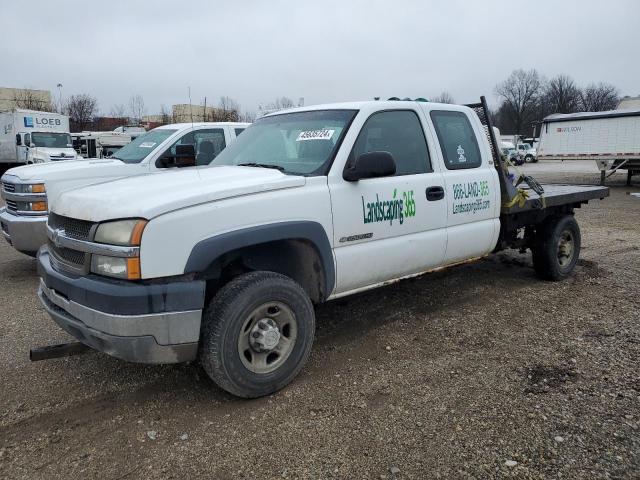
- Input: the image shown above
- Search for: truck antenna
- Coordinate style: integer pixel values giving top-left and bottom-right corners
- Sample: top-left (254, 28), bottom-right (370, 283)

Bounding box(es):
top-left (188, 86), bottom-right (193, 128)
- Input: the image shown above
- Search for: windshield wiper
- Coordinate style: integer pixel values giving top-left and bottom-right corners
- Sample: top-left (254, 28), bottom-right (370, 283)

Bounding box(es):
top-left (238, 162), bottom-right (285, 172)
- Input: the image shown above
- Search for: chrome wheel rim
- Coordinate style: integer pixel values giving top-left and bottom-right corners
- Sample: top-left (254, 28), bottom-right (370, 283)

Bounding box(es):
top-left (557, 230), bottom-right (575, 267)
top-left (238, 302), bottom-right (297, 374)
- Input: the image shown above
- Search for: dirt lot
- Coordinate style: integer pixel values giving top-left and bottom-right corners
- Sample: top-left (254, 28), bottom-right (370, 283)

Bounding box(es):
top-left (1, 161), bottom-right (639, 479)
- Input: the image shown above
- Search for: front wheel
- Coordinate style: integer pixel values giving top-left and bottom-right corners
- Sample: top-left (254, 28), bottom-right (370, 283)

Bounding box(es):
top-left (525, 155), bottom-right (534, 163)
top-left (199, 271), bottom-right (316, 398)
top-left (532, 215), bottom-right (581, 281)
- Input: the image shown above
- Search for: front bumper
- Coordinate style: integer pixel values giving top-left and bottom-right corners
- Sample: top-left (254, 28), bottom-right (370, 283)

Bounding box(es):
top-left (37, 248), bottom-right (206, 364)
top-left (0, 207), bottom-right (47, 255)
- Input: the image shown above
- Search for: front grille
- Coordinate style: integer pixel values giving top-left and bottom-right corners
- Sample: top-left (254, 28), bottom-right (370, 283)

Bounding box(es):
top-left (2, 182), bottom-right (16, 193)
top-left (48, 213), bottom-right (94, 241)
top-left (49, 240), bottom-right (87, 274)
top-left (5, 200), bottom-right (17, 213)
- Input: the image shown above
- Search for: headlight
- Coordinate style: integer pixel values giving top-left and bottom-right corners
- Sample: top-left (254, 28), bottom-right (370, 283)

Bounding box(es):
top-left (14, 200), bottom-right (48, 213)
top-left (91, 255), bottom-right (141, 280)
top-left (24, 183), bottom-right (46, 193)
top-left (91, 218), bottom-right (147, 280)
top-left (94, 219), bottom-right (147, 246)
top-left (28, 201), bottom-right (47, 211)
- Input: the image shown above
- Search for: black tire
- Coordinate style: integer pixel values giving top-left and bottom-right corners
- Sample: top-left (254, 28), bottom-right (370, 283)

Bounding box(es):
top-left (199, 271), bottom-right (315, 398)
top-left (532, 215), bottom-right (581, 281)
top-left (525, 155), bottom-right (534, 163)
top-left (532, 157), bottom-right (539, 163)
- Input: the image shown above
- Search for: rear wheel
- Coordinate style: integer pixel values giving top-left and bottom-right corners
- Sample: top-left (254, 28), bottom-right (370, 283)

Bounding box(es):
top-left (199, 271), bottom-right (315, 398)
top-left (532, 215), bottom-right (581, 281)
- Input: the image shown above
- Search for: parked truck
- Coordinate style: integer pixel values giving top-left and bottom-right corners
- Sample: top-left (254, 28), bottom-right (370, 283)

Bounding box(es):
top-left (537, 108), bottom-right (640, 185)
top-left (34, 98), bottom-right (608, 398)
top-left (71, 131), bottom-right (134, 159)
top-left (0, 109), bottom-right (78, 167)
top-left (1, 122), bottom-right (249, 256)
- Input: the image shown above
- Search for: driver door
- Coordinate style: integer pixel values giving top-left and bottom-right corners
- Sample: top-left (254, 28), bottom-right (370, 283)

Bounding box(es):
top-left (329, 109), bottom-right (447, 295)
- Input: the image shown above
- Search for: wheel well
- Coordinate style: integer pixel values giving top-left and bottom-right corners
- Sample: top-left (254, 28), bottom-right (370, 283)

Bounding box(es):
top-left (201, 239), bottom-right (327, 305)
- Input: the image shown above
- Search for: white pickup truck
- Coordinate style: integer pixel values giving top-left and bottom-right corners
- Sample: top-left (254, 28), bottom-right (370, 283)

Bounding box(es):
top-left (35, 98), bottom-right (608, 398)
top-left (0, 122), bottom-right (249, 256)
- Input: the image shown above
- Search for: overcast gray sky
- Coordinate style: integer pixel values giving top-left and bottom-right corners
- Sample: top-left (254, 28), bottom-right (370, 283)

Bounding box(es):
top-left (1, 0), bottom-right (638, 116)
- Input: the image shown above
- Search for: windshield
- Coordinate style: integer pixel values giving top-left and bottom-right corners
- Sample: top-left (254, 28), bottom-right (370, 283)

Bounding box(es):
top-left (111, 128), bottom-right (177, 163)
top-left (31, 132), bottom-right (72, 148)
top-left (210, 110), bottom-right (357, 175)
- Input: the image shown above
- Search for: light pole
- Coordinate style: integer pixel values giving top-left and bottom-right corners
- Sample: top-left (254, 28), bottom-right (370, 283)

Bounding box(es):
top-left (56, 83), bottom-right (63, 112)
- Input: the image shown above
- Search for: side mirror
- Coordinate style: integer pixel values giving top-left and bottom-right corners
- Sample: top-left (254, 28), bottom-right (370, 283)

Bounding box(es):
top-left (174, 144), bottom-right (196, 168)
top-left (15, 134), bottom-right (21, 146)
top-left (343, 151), bottom-right (396, 182)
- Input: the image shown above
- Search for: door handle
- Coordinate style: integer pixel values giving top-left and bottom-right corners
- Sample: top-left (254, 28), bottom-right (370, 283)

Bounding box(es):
top-left (426, 186), bottom-right (445, 201)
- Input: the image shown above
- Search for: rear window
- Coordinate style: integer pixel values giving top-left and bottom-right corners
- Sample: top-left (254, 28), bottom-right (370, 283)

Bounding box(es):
top-left (430, 111), bottom-right (482, 169)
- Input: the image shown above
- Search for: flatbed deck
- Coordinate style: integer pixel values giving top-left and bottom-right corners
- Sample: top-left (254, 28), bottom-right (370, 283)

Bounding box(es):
top-left (503, 184), bottom-right (610, 215)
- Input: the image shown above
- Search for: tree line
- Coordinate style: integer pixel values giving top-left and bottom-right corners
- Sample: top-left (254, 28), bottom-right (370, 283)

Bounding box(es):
top-left (493, 69), bottom-right (620, 136)
top-left (11, 75), bottom-right (622, 136)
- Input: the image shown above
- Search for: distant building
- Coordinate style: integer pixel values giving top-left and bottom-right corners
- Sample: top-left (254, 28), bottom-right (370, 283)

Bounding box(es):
top-left (142, 114), bottom-right (165, 124)
top-left (0, 87), bottom-right (53, 111)
top-left (617, 96), bottom-right (640, 110)
top-left (172, 104), bottom-right (224, 122)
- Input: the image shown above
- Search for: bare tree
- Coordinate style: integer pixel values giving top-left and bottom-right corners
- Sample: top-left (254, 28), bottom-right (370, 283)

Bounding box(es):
top-left (495, 69), bottom-right (543, 135)
top-left (274, 96), bottom-right (295, 109)
top-left (580, 83), bottom-right (620, 111)
top-left (239, 110), bottom-right (256, 123)
top-left (541, 75), bottom-right (581, 115)
top-left (159, 104), bottom-right (171, 124)
top-left (12, 89), bottom-right (54, 111)
top-left (218, 96), bottom-right (240, 121)
top-left (110, 103), bottom-right (127, 118)
top-left (128, 95), bottom-right (146, 125)
top-left (431, 92), bottom-right (455, 104)
top-left (65, 94), bottom-right (98, 131)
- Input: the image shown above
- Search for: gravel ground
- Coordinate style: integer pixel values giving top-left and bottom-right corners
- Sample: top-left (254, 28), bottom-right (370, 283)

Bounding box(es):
top-left (0, 161), bottom-right (639, 479)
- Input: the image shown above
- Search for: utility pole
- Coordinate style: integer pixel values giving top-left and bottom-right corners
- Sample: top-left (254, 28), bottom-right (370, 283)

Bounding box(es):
top-left (56, 83), bottom-right (63, 112)
top-left (203, 96), bottom-right (207, 122)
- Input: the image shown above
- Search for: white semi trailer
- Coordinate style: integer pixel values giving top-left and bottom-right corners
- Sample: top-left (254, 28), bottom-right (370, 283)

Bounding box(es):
top-left (0, 109), bottom-right (78, 166)
top-left (537, 109), bottom-right (640, 185)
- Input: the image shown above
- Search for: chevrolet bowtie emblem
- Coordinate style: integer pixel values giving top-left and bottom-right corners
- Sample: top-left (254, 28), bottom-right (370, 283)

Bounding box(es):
top-left (52, 228), bottom-right (65, 247)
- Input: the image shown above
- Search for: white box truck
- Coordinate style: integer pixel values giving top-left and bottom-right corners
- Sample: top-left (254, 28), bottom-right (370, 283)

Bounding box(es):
top-left (0, 109), bottom-right (78, 166)
top-left (537, 109), bottom-right (640, 185)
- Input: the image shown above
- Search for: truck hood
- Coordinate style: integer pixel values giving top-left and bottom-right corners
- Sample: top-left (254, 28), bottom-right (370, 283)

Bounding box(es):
top-left (4, 159), bottom-right (143, 209)
top-left (6, 159), bottom-right (127, 181)
top-left (32, 146), bottom-right (78, 160)
top-left (51, 166), bottom-right (306, 222)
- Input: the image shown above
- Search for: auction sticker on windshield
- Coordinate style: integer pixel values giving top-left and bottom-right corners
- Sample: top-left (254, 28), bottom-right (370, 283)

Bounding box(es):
top-left (139, 142), bottom-right (156, 148)
top-left (296, 129), bottom-right (334, 141)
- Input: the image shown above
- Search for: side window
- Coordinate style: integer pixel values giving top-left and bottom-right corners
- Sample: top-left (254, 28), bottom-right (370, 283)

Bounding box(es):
top-left (193, 129), bottom-right (226, 165)
top-left (160, 128), bottom-right (226, 167)
top-left (430, 110), bottom-right (482, 170)
top-left (234, 128), bottom-right (245, 137)
top-left (350, 110), bottom-right (431, 176)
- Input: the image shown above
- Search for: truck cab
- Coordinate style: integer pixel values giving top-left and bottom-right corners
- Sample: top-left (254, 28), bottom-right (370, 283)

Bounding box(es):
top-left (1, 122), bottom-right (249, 256)
top-left (516, 142), bottom-right (537, 163)
top-left (21, 130), bottom-right (78, 163)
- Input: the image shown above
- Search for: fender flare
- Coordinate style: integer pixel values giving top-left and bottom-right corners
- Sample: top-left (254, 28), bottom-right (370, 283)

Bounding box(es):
top-left (184, 221), bottom-right (335, 297)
